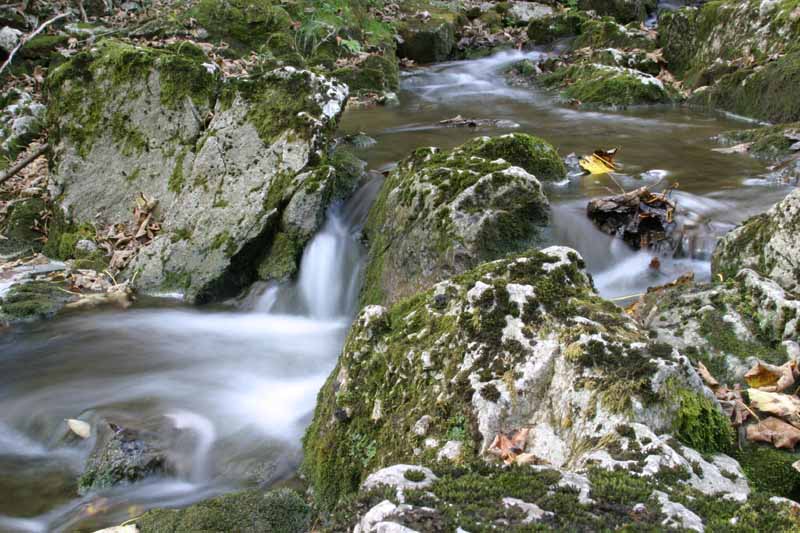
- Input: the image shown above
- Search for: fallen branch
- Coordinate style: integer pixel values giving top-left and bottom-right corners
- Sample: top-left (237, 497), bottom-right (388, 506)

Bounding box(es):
top-left (0, 143), bottom-right (48, 186)
top-left (0, 12), bottom-right (69, 77)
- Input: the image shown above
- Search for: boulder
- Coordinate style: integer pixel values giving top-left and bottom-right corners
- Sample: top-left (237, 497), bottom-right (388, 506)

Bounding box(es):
top-left (303, 247), bottom-right (736, 510)
top-left (540, 63), bottom-right (672, 108)
top-left (135, 488), bottom-right (310, 533)
top-left (712, 188), bottom-right (800, 295)
top-left (78, 424), bottom-right (167, 495)
top-left (632, 272), bottom-right (797, 386)
top-left (573, 18), bottom-right (656, 51)
top-left (397, 16), bottom-right (457, 64)
top-left (578, 0), bottom-right (657, 24)
top-left (0, 90), bottom-right (46, 165)
top-left (46, 40), bottom-right (348, 302)
top-left (716, 123), bottom-right (800, 161)
top-left (506, 2), bottom-right (555, 24)
top-left (360, 133), bottom-right (563, 306)
top-left (527, 10), bottom-right (589, 44)
top-left (587, 186), bottom-right (677, 249)
top-left (659, 0), bottom-right (800, 122)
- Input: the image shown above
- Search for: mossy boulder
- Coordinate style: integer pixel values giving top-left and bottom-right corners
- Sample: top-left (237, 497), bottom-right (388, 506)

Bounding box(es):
top-left (0, 197), bottom-right (45, 257)
top-left (540, 63), bottom-right (672, 107)
top-left (578, 0), bottom-right (656, 23)
top-left (332, 51), bottom-right (400, 94)
top-left (0, 280), bottom-right (74, 324)
top-left (190, 0), bottom-right (293, 54)
top-left (397, 16), bottom-right (457, 64)
top-left (303, 247), bottom-right (745, 511)
top-left (136, 488), bottom-right (310, 533)
top-left (78, 425), bottom-right (167, 495)
top-left (712, 188), bottom-right (800, 296)
top-left (687, 51), bottom-right (800, 124)
top-left (360, 133), bottom-right (564, 306)
top-left (526, 10), bottom-right (587, 44)
top-left (46, 39), bottom-right (349, 303)
top-left (0, 89), bottom-right (46, 168)
top-left (573, 18), bottom-right (656, 51)
top-left (717, 123), bottom-right (800, 160)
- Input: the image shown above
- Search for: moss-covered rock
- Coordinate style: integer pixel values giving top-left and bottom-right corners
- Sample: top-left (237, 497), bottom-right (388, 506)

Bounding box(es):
top-left (397, 15), bottom-right (457, 64)
top-left (0, 89), bottom-right (46, 168)
top-left (303, 247), bottom-right (745, 512)
top-left (540, 63), bottom-right (672, 107)
top-left (736, 446), bottom-right (800, 501)
top-left (332, 51), bottom-right (400, 94)
top-left (136, 488), bottom-right (310, 533)
top-left (78, 425), bottom-right (166, 495)
top-left (526, 10), bottom-right (587, 44)
top-left (47, 38), bottom-right (349, 303)
top-left (712, 187), bottom-right (800, 296)
top-left (572, 18), bottom-right (656, 51)
top-left (359, 133), bottom-right (562, 306)
top-left (190, 0), bottom-right (293, 53)
top-left (0, 197), bottom-right (46, 256)
top-left (0, 280), bottom-right (74, 324)
top-left (688, 51), bottom-right (800, 124)
top-left (716, 123), bottom-right (800, 160)
top-left (578, 0), bottom-right (657, 23)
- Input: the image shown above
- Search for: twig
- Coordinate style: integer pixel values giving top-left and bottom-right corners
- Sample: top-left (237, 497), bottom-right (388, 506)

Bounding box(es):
top-left (0, 12), bottom-right (69, 77)
top-left (0, 143), bottom-right (48, 186)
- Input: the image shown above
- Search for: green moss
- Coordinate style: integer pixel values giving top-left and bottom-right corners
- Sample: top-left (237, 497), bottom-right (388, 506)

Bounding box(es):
top-left (527, 11), bottom-right (587, 44)
top-left (256, 232), bottom-right (303, 281)
top-left (46, 40), bottom-right (216, 158)
top-left (718, 123), bottom-right (800, 160)
top-left (332, 52), bottom-right (400, 94)
top-left (541, 63), bottom-right (671, 108)
top-left (0, 198), bottom-right (46, 255)
top-left (573, 18), bottom-right (655, 51)
top-left (136, 488), bottom-right (310, 533)
top-left (699, 310), bottom-right (786, 365)
top-left (0, 280), bottom-right (73, 323)
top-left (689, 50), bottom-right (800, 123)
top-left (191, 0), bottom-right (293, 53)
top-left (460, 133), bottom-right (566, 182)
top-left (171, 227), bottom-right (193, 243)
top-left (671, 388), bottom-right (733, 455)
top-left (736, 446), bottom-right (800, 500)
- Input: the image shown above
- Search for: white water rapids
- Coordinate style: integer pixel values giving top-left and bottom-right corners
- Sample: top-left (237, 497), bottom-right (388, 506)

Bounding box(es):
top-left (0, 189), bottom-right (369, 531)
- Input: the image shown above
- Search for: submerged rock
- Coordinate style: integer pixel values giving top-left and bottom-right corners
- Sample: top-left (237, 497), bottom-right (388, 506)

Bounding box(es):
top-left (46, 39), bottom-right (348, 302)
top-left (78, 424), bottom-right (167, 495)
top-left (712, 188), bottom-right (800, 295)
top-left (360, 133), bottom-right (562, 306)
top-left (303, 247), bottom-right (736, 512)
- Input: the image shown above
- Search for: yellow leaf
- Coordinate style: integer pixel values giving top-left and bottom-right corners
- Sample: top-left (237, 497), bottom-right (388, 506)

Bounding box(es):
top-left (748, 389), bottom-right (800, 429)
top-left (579, 148), bottom-right (619, 174)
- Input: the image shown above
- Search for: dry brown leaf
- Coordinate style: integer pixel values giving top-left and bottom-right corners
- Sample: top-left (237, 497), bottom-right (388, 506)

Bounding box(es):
top-left (746, 417), bottom-right (800, 450)
top-left (745, 360), bottom-right (798, 393)
top-left (748, 389), bottom-right (800, 429)
top-left (697, 361), bottom-right (719, 388)
top-left (488, 428), bottom-right (529, 464)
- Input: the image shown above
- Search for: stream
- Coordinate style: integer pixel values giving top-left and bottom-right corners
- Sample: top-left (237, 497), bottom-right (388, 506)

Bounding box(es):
top-left (0, 49), bottom-right (794, 532)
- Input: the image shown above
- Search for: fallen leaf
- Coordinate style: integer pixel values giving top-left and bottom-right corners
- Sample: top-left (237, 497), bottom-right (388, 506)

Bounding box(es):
top-left (745, 360), bottom-right (798, 393)
top-left (746, 417), bottom-right (800, 450)
top-left (488, 428), bottom-right (530, 464)
top-left (748, 389), bottom-right (800, 429)
top-left (697, 361), bottom-right (719, 388)
top-left (580, 148), bottom-right (619, 174)
top-left (67, 419), bottom-right (91, 439)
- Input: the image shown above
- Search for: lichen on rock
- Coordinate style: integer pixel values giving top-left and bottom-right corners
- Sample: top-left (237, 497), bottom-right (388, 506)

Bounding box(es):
top-left (359, 133), bottom-right (562, 306)
top-left (46, 38), bottom-right (349, 302)
top-left (303, 247), bottom-right (725, 511)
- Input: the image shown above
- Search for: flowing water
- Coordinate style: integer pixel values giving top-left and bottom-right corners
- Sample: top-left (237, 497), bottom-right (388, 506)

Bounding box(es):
top-left (0, 49), bottom-right (795, 531)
